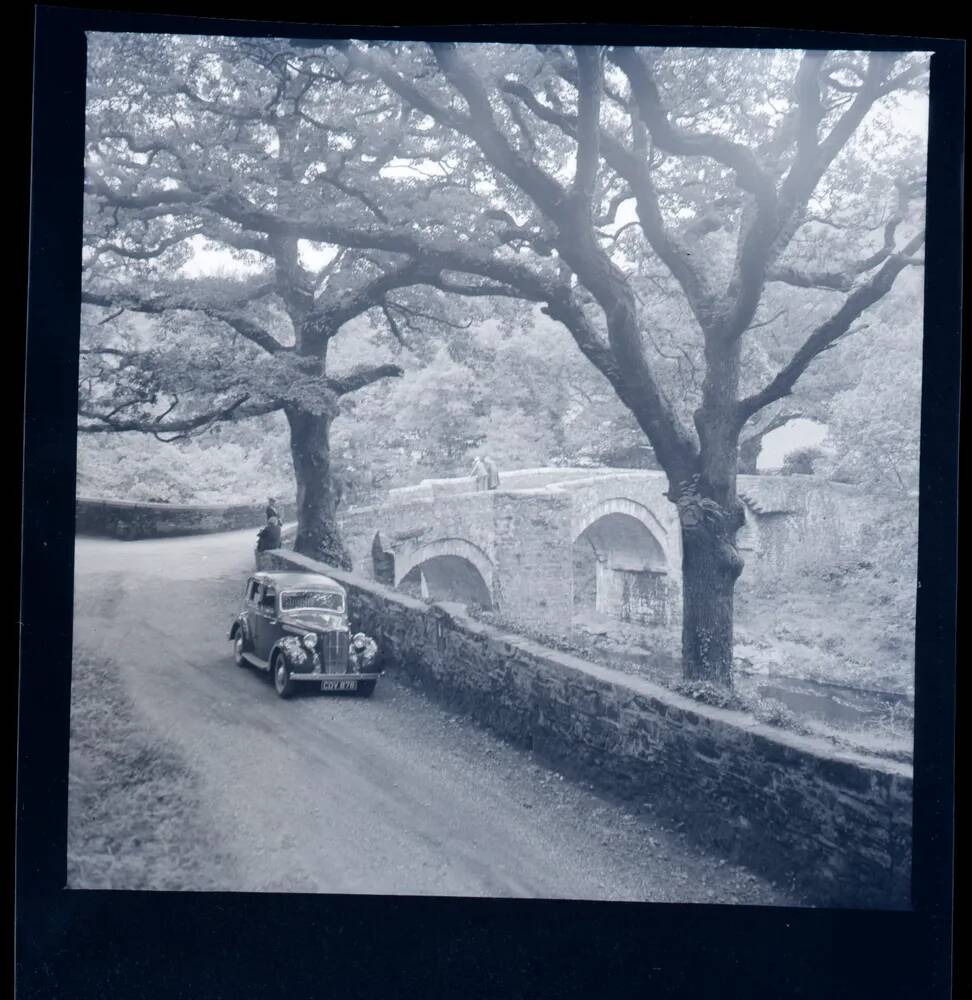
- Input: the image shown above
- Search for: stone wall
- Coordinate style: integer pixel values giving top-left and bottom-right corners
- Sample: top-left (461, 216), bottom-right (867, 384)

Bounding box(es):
top-left (614, 568), bottom-right (676, 628)
top-left (258, 548), bottom-right (913, 908)
top-left (76, 496), bottom-right (268, 540)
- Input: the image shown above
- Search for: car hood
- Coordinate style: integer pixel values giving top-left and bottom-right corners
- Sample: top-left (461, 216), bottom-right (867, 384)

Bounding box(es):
top-left (280, 610), bottom-right (345, 632)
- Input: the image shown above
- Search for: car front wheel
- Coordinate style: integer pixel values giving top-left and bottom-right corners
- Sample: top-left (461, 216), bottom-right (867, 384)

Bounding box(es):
top-left (273, 654), bottom-right (295, 699)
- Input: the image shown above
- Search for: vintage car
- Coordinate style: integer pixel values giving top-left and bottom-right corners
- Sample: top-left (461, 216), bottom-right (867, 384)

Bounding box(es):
top-left (229, 571), bottom-right (381, 699)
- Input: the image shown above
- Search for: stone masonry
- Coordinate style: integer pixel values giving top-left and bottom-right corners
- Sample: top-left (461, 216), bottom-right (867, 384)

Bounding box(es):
top-left (337, 468), bottom-right (912, 632)
top-left (76, 496), bottom-right (270, 540)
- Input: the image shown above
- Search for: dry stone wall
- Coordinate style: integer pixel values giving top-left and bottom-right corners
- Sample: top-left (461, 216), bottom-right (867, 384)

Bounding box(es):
top-left (76, 496), bottom-right (268, 540)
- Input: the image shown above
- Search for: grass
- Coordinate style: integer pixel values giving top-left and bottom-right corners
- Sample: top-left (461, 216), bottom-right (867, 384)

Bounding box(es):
top-left (67, 653), bottom-right (236, 890)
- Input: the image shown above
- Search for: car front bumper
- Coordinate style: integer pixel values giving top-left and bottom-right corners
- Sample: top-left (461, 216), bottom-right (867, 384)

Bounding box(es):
top-left (288, 670), bottom-right (382, 683)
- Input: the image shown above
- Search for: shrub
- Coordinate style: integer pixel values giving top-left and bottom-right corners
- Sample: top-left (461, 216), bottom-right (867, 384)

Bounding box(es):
top-left (781, 446), bottom-right (827, 476)
top-left (672, 679), bottom-right (750, 712)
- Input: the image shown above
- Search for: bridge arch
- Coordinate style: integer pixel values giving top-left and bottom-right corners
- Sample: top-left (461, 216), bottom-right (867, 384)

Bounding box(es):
top-left (573, 498), bottom-right (670, 567)
top-left (395, 537), bottom-right (495, 609)
top-left (572, 498), bottom-right (674, 627)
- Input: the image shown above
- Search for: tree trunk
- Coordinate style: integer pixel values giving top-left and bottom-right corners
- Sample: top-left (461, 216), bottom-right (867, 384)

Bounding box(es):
top-left (680, 328), bottom-right (746, 685)
top-left (679, 510), bottom-right (744, 685)
top-left (285, 406), bottom-right (351, 569)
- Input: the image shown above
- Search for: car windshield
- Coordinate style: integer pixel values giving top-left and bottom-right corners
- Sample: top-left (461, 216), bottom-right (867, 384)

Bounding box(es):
top-left (279, 590), bottom-right (344, 613)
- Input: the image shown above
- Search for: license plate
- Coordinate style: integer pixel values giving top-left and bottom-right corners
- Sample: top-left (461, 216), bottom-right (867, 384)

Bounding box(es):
top-left (321, 679), bottom-right (357, 692)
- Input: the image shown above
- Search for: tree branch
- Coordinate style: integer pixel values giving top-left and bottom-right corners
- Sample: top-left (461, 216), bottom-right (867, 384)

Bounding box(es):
top-left (505, 59), bottom-right (718, 327)
top-left (384, 298), bottom-right (472, 331)
top-left (311, 260), bottom-right (431, 334)
top-left (78, 395), bottom-right (282, 437)
top-left (767, 174), bottom-right (921, 292)
top-left (334, 40), bottom-right (470, 132)
top-left (327, 363), bottom-right (405, 396)
top-left (739, 408), bottom-right (804, 445)
top-left (608, 47), bottom-right (777, 203)
top-left (86, 227), bottom-right (204, 264)
top-left (82, 287), bottom-right (286, 355)
top-left (205, 310), bottom-right (288, 354)
top-left (737, 230), bottom-right (925, 422)
top-left (84, 172), bottom-right (203, 211)
top-left (572, 46), bottom-right (602, 210)
top-left (380, 302), bottom-right (409, 347)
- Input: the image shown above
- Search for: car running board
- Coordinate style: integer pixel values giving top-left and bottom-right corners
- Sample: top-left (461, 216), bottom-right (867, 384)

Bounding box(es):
top-left (242, 652), bottom-right (271, 671)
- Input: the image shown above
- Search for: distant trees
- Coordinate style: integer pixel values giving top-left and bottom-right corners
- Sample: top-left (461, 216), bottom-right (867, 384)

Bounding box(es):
top-left (80, 36), bottom-right (928, 684)
top-left (781, 445), bottom-right (826, 476)
top-left (822, 272), bottom-right (924, 493)
top-left (77, 413), bottom-right (295, 505)
top-left (333, 311), bottom-right (652, 495)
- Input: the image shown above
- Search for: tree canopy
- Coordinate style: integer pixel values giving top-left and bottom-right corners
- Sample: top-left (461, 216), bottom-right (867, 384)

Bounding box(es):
top-left (79, 36), bottom-right (928, 683)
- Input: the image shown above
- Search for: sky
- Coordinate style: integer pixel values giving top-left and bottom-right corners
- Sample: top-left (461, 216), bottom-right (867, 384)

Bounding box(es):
top-left (758, 418), bottom-right (828, 469)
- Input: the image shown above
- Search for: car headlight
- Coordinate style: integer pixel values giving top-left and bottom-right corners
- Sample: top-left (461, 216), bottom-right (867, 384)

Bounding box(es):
top-left (302, 633), bottom-right (317, 650)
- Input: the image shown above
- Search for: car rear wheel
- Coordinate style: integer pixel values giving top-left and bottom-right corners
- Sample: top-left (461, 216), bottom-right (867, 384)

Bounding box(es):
top-left (273, 654), bottom-right (295, 699)
top-left (233, 630), bottom-right (248, 667)
top-left (356, 680), bottom-right (377, 699)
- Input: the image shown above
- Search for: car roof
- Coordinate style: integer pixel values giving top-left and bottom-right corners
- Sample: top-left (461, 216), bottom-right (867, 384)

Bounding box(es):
top-left (250, 571), bottom-right (345, 592)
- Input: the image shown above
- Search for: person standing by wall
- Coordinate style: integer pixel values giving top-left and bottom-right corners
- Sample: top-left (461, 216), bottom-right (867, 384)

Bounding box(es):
top-left (266, 496), bottom-right (281, 522)
top-left (483, 456), bottom-right (500, 491)
top-left (470, 456), bottom-right (487, 492)
top-left (256, 515), bottom-right (282, 554)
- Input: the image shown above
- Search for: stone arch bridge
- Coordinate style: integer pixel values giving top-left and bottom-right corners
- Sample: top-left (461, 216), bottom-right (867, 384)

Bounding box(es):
top-left (337, 467), bottom-right (887, 631)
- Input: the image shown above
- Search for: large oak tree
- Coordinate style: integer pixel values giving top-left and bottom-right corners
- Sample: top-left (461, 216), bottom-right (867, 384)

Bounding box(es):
top-left (301, 42), bottom-right (926, 683)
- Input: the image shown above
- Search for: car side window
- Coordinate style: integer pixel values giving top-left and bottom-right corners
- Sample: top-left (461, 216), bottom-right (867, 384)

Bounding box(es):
top-left (260, 588), bottom-right (277, 615)
top-left (245, 579), bottom-right (258, 603)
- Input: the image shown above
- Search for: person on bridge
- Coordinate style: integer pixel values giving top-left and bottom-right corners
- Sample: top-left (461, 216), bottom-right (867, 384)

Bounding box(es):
top-left (470, 456), bottom-right (488, 492)
top-left (483, 456), bottom-right (500, 491)
top-left (266, 496), bottom-right (281, 522)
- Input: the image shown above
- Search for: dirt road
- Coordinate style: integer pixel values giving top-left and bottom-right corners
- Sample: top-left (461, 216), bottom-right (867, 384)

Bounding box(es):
top-left (69, 529), bottom-right (792, 903)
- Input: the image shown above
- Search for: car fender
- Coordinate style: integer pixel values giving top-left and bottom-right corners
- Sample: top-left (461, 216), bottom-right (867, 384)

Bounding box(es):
top-left (270, 634), bottom-right (315, 671)
top-left (228, 614), bottom-right (249, 642)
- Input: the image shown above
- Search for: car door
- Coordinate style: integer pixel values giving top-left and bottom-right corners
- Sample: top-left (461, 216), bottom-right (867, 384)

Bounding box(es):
top-left (249, 582), bottom-right (267, 660)
top-left (238, 577), bottom-right (260, 652)
top-left (234, 577), bottom-right (257, 643)
top-left (254, 583), bottom-right (280, 661)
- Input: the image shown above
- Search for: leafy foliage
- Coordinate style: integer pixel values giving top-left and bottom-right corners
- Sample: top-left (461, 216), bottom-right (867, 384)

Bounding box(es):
top-left (77, 413), bottom-right (294, 505)
top-left (781, 445), bottom-right (827, 476)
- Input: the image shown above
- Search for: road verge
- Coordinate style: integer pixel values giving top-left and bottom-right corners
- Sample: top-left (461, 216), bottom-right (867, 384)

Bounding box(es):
top-left (67, 651), bottom-right (236, 889)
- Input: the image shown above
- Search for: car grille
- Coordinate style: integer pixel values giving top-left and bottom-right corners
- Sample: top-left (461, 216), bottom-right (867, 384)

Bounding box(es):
top-left (320, 630), bottom-right (349, 673)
